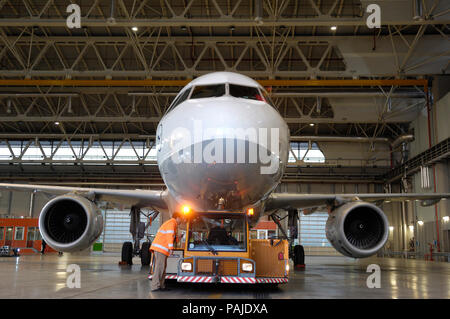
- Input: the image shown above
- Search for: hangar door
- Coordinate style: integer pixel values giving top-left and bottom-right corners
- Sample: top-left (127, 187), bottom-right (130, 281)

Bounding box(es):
top-left (299, 212), bottom-right (339, 256)
top-left (102, 209), bottom-right (161, 252)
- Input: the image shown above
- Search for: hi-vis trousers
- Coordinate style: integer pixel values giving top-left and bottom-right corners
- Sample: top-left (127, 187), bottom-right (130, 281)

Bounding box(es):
top-left (151, 251), bottom-right (168, 291)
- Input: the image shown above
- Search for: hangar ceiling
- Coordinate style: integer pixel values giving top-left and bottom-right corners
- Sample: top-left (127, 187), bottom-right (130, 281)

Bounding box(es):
top-left (0, 0), bottom-right (448, 183)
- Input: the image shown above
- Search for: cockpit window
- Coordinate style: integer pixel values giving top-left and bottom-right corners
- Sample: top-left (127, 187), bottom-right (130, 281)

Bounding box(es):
top-left (167, 87), bottom-right (191, 112)
top-left (190, 84), bottom-right (225, 99)
top-left (229, 84), bottom-right (264, 101)
top-left (261, 90), bottom-right (275, 107)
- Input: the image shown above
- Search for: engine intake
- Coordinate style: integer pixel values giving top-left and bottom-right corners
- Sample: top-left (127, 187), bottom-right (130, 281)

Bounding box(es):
top-left (326, 201), bottom-right (389, 258)
top-left (39, 195), bottom-right (103, 252)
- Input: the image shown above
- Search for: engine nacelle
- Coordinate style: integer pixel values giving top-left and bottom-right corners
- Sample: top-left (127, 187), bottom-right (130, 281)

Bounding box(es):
top-left (326, 201), bottom-right (389, 258)
top-left (39, 195), bottom-right (103, 252)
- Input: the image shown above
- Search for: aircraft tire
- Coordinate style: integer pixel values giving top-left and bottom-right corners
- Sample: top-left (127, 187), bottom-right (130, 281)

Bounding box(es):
top-left (121, 241), bottom-right (133, 265)
top-left (294, 245), bottom-right (305, 268)
top-left (141, 242), bottom-right (151, 266)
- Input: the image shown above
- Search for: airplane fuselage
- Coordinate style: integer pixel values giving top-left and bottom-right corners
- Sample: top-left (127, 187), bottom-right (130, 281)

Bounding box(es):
top-left (156, 72), bottom-right (290, 213)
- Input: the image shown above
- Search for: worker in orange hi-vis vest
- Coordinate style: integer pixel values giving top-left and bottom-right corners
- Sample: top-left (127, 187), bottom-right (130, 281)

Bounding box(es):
top-left (150, 212), bottom-right (185, 291)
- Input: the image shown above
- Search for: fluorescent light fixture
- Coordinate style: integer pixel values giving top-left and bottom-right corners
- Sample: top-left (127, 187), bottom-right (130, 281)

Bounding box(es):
top-left (330, 26), bottom-right (337, 31)
top-left (6, 99), bottom-right (11, 113)
top-left (131, 26), bottom-right (138, 32)
top-left (418, 220), bottom-right (424, 226)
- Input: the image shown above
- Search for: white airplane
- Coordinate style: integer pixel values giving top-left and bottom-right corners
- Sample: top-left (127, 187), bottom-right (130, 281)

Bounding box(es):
top-left (0, 72), bottom-right (449, 262)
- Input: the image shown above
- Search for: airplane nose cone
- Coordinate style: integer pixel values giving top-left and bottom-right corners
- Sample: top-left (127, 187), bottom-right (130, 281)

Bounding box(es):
top-left (158, 97), bottom-right (289, 211)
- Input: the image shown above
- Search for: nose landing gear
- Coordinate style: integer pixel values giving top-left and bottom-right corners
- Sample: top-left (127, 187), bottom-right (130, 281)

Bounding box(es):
top-left (120, 206), bottom-right (159, 266)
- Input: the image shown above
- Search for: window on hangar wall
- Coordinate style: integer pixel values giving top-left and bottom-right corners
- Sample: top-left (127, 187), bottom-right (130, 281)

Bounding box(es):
top-left (289, 142), bottom-right (325, 163)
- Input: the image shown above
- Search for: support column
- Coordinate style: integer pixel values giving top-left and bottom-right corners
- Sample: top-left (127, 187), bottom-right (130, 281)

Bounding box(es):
top-left (28, 192), bottom-right (35, 217)
top-left (6, 191), bottom-right (12, 216)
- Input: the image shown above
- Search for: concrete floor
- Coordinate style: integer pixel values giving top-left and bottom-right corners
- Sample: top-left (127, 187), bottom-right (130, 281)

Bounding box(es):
top-left (1, 253), bottom-right (449, 299)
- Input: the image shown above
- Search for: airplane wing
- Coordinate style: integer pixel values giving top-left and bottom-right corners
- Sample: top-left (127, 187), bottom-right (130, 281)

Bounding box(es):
top-left (265, 192), bottom-right (450, 211)
top-left (0, 183), bottom-right (168, 209)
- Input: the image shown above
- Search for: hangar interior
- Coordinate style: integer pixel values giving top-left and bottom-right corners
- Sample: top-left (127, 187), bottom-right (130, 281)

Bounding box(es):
top-left (0, 0), bottom-right (449, 298)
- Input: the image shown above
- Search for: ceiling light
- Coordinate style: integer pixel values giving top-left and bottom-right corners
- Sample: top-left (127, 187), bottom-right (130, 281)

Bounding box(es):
top-left (229, 26), bottom-right (235, 31)
top-left (131, 26), bottom-right (138, 32)
top-left (418, 220), bottom-right (424, 226)
top-left (67, 96), bottom-right (72, 113)
top-left (309, 123), bottom-right (315, 127)
top-left (316, 97), bottom-right (321, 113)
top-left (181, 26), bottom-right (187, 31)
top-left (443, 216), bottom-right (449, 222)
top-left (409, 225), bottom-right (414, 232)
top-left (330, 26), bottom-right (337, 31)
top-left (54, 121), bottom-right (60, 126)
top-left (6, 99), bottom-right (12, 113)
top-left (389, 226), bottom-right (394, 232)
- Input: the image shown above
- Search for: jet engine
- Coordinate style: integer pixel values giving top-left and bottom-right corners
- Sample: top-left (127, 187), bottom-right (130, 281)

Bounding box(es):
top-left (39, 195), bottom-right (103, 252)
top-left (326, 201), bottom-right (389, 258)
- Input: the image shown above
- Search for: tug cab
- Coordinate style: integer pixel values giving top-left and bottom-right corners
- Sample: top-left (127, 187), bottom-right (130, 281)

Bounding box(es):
top-left (149, 210), bottom-right (289, 284)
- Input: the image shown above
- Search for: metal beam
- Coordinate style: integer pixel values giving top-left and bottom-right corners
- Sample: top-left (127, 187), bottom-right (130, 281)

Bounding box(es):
top-left (0, 116), bottom-right (413, 124)
top-left (0, 93), bottom-right (78, 97)
top-left (0, 79), bottom-right (429, 88)
top-left (290, 136), bottom-right (390, 143)
top-left (0, 17), bottom-right (448, 27)
top-left (0, 133), bottom-right (390, 143)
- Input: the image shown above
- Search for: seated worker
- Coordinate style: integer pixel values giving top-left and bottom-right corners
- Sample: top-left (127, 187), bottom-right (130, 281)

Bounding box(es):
top-left (208, 226), bottom-right (229, 245)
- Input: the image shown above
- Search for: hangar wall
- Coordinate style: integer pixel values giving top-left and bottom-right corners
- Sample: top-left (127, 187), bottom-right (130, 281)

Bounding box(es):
top-left (317, 141), bottom-right (390, 167)
top-left (409, 79), bottom-right (450, 255)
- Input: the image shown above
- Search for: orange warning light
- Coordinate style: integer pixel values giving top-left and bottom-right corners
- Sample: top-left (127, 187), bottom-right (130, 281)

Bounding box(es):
top-left (182, 205), bottom-right (191, 215)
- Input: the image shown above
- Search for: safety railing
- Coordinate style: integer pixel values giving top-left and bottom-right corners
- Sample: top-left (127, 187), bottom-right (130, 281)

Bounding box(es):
top-left (384, 137), bottom-right (450, 182)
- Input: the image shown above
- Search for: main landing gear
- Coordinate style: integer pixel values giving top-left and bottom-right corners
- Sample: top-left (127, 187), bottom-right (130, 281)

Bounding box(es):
top-left (270, 209), bottom-right (305, 270)
top-left (120, 206), bottom-right (159, 266)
